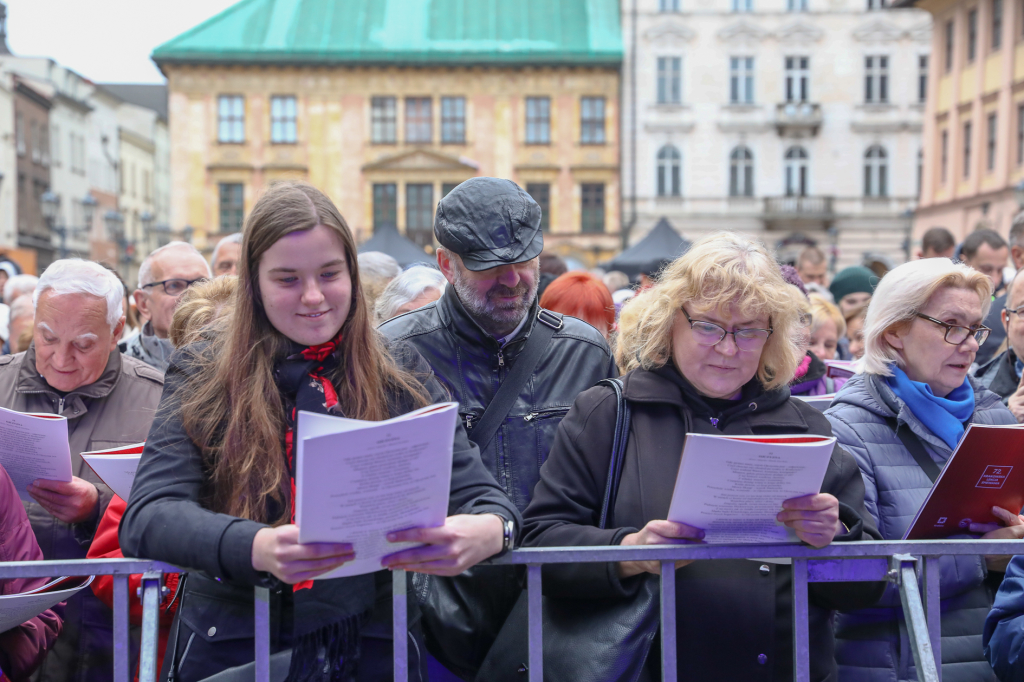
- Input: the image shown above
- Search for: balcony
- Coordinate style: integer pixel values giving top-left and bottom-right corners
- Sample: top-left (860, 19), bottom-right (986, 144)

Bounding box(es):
top-left (774, 102), bottom-right (823, 138)
top-left (763, 195), bottom-right (834, 230)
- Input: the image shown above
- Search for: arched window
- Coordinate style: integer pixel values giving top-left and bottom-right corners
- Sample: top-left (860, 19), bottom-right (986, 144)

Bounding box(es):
top-left (785, 146), bottom-right (808, 197)
top-left (730, 146), bottom-right (754, 197)
top-left (864, 145), bottom-right (888, 197)
top-left (657, 145), bottom-right (682, 197)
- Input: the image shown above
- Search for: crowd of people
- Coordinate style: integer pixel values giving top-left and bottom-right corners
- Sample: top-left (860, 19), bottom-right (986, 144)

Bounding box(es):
top-left (3, 177), bottom-right (1024, 682)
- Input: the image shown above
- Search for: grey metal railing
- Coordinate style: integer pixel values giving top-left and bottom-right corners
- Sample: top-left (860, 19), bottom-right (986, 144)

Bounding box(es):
top-left (3, 540), bottom-right (1022, 682)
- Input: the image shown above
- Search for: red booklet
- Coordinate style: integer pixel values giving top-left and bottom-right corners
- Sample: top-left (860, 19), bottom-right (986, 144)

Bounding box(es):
top-left (904, 424), bottom-right (1024, 540)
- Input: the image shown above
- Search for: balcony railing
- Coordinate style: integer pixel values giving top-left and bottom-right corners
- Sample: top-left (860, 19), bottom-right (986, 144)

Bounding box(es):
top-left (775, 102), bottom-right (823, 137)
top-left (4, 539), bottom-right (1021, 682)
top-left (764, 195), bottom-right (835, 220)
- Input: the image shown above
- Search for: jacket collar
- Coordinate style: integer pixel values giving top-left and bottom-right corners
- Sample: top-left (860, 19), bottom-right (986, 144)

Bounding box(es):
top-left (17, 342), bottom-right (123, 401)
top-left (621, 363), bottom-right (810, 432)
top-left (984, 348), bottom-right (1019, 399)
top-left (437, 287), bottom-right (538, 355)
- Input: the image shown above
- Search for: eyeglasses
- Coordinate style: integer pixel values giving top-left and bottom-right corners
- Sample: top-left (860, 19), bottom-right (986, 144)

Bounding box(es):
top-left (141, 278), bottom-right (208, 296)
top-left (682, 307), bottom-right (773, 352)
top-left (915, 312), bottom-right (991, 346)
top-left (1006, 305), bottom-right (1024, 318)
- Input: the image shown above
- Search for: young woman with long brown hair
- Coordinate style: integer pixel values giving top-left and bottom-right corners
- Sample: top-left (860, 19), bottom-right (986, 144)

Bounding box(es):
top-left (120, 182), bottom-right (518, 682)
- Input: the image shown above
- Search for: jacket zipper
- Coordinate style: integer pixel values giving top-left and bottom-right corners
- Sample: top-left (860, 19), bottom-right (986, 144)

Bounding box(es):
top-left (524, 407), bottom-right (570, 422)
top-left (464, 413), bottom-right (475, 431)
top-left (57, 397), bottom-right (65, 415)
top-left (497, 349), bottom-right (505, 368)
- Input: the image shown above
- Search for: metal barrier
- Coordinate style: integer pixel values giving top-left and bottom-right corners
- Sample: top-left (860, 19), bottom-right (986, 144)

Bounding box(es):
top-left (2, 540), bottom-right (1022, 682)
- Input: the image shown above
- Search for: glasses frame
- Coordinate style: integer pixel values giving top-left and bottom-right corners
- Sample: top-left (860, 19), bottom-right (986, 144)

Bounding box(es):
top-left (141, 277), bottom-right (208, 296)
top-left (914, 312), bottom-right (991, 346)
top-left (681, 307), bottom-right (774, 351)
top-left (1006, 305), bottom-right (1024, 318)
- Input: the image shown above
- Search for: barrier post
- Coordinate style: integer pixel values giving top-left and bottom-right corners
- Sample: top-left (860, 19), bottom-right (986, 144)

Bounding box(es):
top-left (660, 561), bottom-right (677, 682)
top-left (254, 586), bottom-right (272, 682)
top-left (891, 554), bottom-right (939, 682)
top-left (527, 564), bottom-right (543, 682)
top-left (112, 573), bottom-right (131, 682)
top-left (137, 571), bottom-right (163, 682)
top-left (393, 569), bottom-right (408, 682)
top-left (792, 558), bottom-right (811, 682)
top-left (923, 556), bottom-right (942, 680)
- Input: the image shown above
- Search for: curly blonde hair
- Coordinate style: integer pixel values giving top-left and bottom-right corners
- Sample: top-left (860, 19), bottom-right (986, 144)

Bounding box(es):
top-left (616, 232), bottom-right (804, 390)
top-left (168, 275), bottom-right (238, 348)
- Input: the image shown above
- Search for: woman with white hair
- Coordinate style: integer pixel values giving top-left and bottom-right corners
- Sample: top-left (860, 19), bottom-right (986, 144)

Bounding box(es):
top-left (374, 266), bottom-right (446, 324)
top-left (513, 232), bottom-right (882, 682)
top-left (825, 258), bottom-right (1023, 682)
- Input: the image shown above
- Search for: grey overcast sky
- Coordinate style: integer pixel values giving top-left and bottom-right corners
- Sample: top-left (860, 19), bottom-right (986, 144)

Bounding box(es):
top-left (6, 0), bottom-right (241, 83)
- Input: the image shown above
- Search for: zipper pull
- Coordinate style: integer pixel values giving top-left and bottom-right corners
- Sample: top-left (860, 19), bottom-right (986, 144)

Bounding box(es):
top-left (497, 350), bottom-right (505, 368)
top-left (57, 397), bottom-right (65, 415)
top-left (524, 412), bottom-right (537, 422)
top-left (465, 414), bottom-right (475, 430)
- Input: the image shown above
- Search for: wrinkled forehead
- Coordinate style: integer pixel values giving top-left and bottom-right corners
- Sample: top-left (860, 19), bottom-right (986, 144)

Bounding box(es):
top-left (688, 294), bottom-right (771, 325)
top-left (35, 291), bottom-right (111, 334)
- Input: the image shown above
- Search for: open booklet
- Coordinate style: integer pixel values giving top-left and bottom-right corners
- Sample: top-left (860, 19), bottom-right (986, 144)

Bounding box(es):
top-left (0, 407), bottom-right (71, 502)
top-left (904, 423), bottom-right (1024, 540)
top-left (0, 575), bottom-right (94, 634)
top-left (824, 360), bottom-right (858, 380)
top-left (80, 443), bottom-right (145, 502)
top-left (795, 394), bottom-right (836, 412)
top-left (295, 402), bottom-right (458, 579)
top-left (667, 433), bottom-right (836, 543)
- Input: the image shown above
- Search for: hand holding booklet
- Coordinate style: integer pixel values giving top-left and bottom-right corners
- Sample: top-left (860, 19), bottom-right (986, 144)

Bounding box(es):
top-left (295, 402), bottom-right (458, 579)
top-left (0, 406), bottom-right (71, 502)
top-left (667, 433), bottom-right (836, 543)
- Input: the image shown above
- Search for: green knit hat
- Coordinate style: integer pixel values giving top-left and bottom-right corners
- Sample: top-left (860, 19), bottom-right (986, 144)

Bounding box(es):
top-left (829, 266), bottom-right (878, 303)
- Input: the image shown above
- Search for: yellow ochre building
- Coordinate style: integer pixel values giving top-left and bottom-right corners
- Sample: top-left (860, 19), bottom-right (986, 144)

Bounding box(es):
top-left (152, 0), bottom-right (623, 263)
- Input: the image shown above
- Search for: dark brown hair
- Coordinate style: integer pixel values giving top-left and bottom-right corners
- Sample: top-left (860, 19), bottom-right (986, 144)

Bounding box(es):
top-left (179, 182), bottom-right (430, 523)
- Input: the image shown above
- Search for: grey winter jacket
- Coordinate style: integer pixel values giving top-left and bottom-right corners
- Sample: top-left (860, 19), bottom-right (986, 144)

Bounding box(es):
top-left (825, 372), bottom-right (1015, 682)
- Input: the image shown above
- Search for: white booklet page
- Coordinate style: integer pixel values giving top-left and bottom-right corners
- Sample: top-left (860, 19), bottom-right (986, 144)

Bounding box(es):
top-left (296, 402), bottom-right (457, 579)
top-left (81, 443), bottom-right (145, 501)
top-left (667, 433), bottom-right (835, 543)
top-left (0, 407), bottom-right (71, 502)
top-left (0, 575), bottom-right (94, 634)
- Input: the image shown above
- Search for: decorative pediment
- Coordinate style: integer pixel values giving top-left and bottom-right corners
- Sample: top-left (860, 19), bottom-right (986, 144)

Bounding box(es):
top-left (644, 20), bottom-right (697, 44)
top-left (905, 21), bottom-right (933, 43)
top-left (362, 149), bottom-right (480, 172)
top-left (717, 20), bottom-right (770, 44)
top-left (851, 19), bottom-right (904, 44)
top-left (774, 21), bottom-right (824, 44)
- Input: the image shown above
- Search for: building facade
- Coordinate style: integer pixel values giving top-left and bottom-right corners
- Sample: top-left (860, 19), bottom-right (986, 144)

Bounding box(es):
top-left (14, 77), bottom-right (53, 268)
top-left (902, 0), bottom-right (1024, 243)
top-left (153, 0), bottom-right (622, 264)
top-left (622, 0), bottom-right (930, 268)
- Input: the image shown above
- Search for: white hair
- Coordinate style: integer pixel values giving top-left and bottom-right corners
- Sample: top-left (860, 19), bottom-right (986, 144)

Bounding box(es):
top-left (4, 274), bottom-right (38, 305)
top-left (358, 251), bottom-right (402, 281)
top-left (34, 259), bottom-right (125, 330)
top-left (861, 258), bottom-right (992, 376)
top-left (211, 232), bottom-right (243, 268)
top-left (375, 266), bottom-right (447, 323)
top-left (138, 241), bottom-right (212, 289)
top-left (9, 294), bottom-right (33, 322)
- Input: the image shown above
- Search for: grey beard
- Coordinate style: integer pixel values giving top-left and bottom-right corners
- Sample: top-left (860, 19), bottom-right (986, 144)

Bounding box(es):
top-left (451, 266), bottom-right (538, 338)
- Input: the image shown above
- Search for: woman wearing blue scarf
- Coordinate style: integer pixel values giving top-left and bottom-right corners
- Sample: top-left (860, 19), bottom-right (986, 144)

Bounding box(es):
top-left (824, 257), bottom-right (1023, 682)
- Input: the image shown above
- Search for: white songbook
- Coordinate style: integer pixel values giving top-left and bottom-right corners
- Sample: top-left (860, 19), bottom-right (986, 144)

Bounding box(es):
top-left (0, 407), bottom-right (71, 502)
top-left (667, 433), bottom-right (836, 543)
top-left (295, 402), bottom-right (458, 579)
top-left (0, 575), bottom-right (94, 634)
top-left (81, 443), bottom-right (145, 502)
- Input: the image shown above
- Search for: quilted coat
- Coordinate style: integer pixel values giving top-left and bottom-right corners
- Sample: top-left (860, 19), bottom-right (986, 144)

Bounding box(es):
top-left (984, 554), bottom-right (1024, 681)
top-left (825, 372), bottom-right (1015, 682)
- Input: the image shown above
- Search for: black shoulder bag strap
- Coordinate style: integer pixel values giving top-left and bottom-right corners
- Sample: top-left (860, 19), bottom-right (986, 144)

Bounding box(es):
top-left (885, 417), bottom-right (941, 483)
top-left (596, 377), bottom-right (631, 529)
top-left (468, 309), bottom-right (563, 450)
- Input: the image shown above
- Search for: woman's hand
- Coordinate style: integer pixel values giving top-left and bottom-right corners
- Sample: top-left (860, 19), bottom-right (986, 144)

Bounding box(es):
top-left (381, 513), bottom-right (504, 576)
top-left (777, 493), bottom-right (841, 548)
top-left (617, 520), bottom-right (705, 579)
top-left (251, 524), bottom-right (355, 584)
top-left (969, 506), bottom-right (1024, 572)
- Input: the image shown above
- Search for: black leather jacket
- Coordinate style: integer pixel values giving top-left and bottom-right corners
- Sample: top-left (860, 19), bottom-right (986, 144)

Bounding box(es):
top-left (379, 290), bottom-right (617, 511)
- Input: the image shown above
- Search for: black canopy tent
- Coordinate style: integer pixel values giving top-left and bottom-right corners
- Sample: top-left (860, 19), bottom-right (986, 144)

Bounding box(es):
top-left (600, 217), bottom-right (691, 279)
top-left (357, 223), bottom-right (435, 268)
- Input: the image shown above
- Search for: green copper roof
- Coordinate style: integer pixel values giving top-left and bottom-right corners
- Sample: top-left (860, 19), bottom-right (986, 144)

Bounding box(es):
top-left (152, 0), bottom-right (622, 67)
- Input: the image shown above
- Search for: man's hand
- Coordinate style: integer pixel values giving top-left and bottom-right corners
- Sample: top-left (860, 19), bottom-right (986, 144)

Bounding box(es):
top-left (27, 476), bottom-right (99, 524)
top-left (1007, 372), bottom-right (1024, 423)
top-left (969, 506), bottom-right (1024, 572)
top-left (251, 524), bottom-right (355, 584)
top-left (777, 493), bottom-right (841, 548)
top-left (381, 514), bottom-right (504, 576)
top-left (617, 520), bottom-right (705, 578)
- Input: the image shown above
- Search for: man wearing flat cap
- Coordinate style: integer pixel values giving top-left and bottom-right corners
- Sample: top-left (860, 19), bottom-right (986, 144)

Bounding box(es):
top-left (378, 177), bottom-right (616, 676)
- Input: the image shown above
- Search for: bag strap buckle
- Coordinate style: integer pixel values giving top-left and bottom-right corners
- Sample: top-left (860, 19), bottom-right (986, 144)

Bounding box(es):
top-left (537, 309), bottom-right (564, 331)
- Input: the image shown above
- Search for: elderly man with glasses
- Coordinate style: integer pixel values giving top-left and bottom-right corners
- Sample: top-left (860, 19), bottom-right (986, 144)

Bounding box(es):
top-left (119, 242), bottom-right (211, 371)
top-left (975, 270), bottom-right (1024, 420)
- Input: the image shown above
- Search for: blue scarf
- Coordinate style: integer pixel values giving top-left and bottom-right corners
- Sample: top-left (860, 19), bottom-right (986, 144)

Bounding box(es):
top-left (886, 365), bottom-right (975, 451)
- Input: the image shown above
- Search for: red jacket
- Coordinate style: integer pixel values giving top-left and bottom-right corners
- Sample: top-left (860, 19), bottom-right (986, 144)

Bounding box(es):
top-left (86, 495), bottom-right (179, 678)
top-left (0, 465), bottom-right (62, 681)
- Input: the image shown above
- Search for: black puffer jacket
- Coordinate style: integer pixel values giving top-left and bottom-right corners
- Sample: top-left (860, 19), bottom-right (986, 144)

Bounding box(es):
top-left (378, 289), bottom-right (616, 511)
top-left (523, 364), bottom-right (885, 682)
top-left (119, 339), bottom-right (520, 681)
